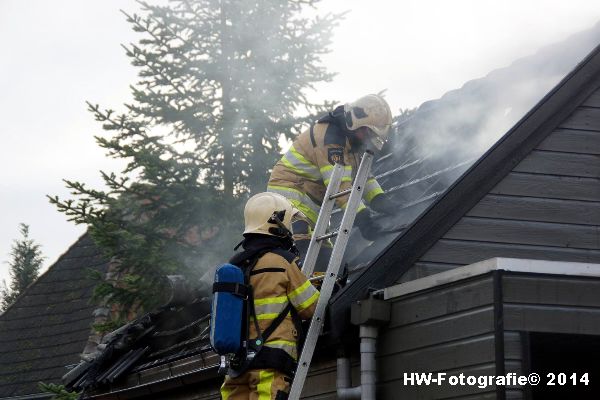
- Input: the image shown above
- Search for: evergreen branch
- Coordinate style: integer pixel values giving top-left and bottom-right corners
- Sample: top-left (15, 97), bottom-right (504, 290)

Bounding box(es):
top-left (38, 382), bottom-right (78, 400)
top-left (121, 42), bottom-right (198, 107)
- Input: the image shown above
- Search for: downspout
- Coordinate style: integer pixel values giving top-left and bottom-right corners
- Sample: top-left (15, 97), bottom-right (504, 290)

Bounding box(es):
top-left (337, 297), bottom-right (390, 400)
top-left (337, 325), bottom-right (379, 400)
top-left (337, 356), bottom-right (361, 399)
top-left (358, 325), bottom-right (378, 400)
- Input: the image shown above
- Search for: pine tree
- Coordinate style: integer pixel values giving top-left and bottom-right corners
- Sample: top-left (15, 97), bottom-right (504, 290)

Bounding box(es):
top-left (119, 0), bottom-right (337, 194)
top-left (49, 0), bottom-right (339, 317)
top-left (1, 224), bottom-right (44, 311)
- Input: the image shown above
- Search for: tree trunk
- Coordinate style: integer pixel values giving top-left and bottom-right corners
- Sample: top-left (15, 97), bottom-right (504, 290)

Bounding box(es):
top-left (220, 0), bottom-right (234, 198)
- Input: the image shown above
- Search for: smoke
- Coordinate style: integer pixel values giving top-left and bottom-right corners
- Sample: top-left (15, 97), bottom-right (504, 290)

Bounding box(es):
top-left (347, 21), bottom-right (600, 267)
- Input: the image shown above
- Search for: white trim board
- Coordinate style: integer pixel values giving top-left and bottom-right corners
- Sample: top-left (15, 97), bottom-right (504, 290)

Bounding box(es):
top-left (383, 258), bottom-right (600, 300)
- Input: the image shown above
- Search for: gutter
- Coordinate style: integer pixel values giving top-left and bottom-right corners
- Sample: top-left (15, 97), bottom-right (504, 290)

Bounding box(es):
top-left (85, 359), bottom-right (219, 400)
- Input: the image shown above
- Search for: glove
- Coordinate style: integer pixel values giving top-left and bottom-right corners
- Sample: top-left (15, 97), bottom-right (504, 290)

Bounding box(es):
top-left (355, 209), bottom-right (380, 241)
top-left (369, 193), bottom-right (396, 215)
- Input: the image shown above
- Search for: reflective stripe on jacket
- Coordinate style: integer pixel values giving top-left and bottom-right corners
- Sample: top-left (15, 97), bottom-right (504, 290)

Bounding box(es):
top-left (268, 121), bottom-right (383, 225)
top-left (249, 251), bottom-right (319, 360)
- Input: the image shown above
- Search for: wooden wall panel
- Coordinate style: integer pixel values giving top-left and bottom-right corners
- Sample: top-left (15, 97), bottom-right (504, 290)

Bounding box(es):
top-left (421, 239), bottom-right (600, 265)
top-left (445, 217), bottom-right (599, 250)
top-left (558, 107), bottom-right (600, 130)
top-left (388, 277), bottom-right (494, 327)
top-left (467, 194), bottom-right (600, 226)
top-left (583, 89), bottom-right (600, 108)
top-left (537, 128), bottom-right (600, 154)
top-left (490, 172), bottom-right (600, 202)
top-left (504, 304), bottom-right (600, 335)
top-left (503, 275), bottom-right (600, 308)
top-left (513, 150), bottom-right (600, 178)
top-left (381, 306), bottom-right (494, 354)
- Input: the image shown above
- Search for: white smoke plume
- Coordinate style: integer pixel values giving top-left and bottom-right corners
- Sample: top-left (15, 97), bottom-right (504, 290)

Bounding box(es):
top-left (347, 21), bottom-right (600, 266)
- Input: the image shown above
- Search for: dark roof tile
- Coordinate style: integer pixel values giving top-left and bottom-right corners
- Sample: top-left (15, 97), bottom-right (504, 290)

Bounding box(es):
top-left (0, 233), bottom-right (109, 397)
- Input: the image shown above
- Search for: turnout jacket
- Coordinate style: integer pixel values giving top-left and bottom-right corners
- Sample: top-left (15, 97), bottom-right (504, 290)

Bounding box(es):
top-left (231, 236), bottom-right (319, 361)
top-left (268, 118), bottom-right (384, 225)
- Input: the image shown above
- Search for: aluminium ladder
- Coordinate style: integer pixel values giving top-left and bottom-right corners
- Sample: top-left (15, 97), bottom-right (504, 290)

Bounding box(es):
top-left (288, 149), bottom-right (374, 400)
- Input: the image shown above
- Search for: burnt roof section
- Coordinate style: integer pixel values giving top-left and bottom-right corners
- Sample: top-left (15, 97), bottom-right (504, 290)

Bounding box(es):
top-left (67, 292), bottom-right (335, 399)
top-left (63, 297), bottom-right (215, 398)
top-left (0, 234), bottom-right (109, 399)
top-left (332, 36), bottom-right (600, 321)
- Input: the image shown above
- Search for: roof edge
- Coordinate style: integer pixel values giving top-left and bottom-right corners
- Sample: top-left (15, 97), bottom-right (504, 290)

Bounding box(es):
top-left (383, 258), bottom-right (600, 300)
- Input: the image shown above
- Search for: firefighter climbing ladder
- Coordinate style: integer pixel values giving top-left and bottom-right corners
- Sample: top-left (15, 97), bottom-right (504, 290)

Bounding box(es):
top-left (288, 150), bottom-right (375, 400)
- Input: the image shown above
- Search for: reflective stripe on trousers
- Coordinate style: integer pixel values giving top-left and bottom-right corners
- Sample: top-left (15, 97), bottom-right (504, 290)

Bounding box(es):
top-left (221, 368), bottom-right (290, 400)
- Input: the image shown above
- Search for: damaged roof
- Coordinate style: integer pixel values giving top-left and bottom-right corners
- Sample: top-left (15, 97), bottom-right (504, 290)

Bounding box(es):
top-left (62, 297), bottom-right (218, 399)
top-left (0, 234), bottom-right (109, 399)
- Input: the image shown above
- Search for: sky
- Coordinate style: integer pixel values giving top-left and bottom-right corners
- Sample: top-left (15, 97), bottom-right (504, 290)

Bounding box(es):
top-left (1, 0), bottom-right (599, 285)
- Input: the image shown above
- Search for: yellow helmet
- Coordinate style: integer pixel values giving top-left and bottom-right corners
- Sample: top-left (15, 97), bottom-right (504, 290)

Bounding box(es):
top-left (344, 94), bottom-right (393, 150)
top-left (243, 192), bottom-right (296, 237)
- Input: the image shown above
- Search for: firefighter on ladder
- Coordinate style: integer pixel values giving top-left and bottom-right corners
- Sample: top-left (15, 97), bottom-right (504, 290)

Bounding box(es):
top-left (268, 94), bottom-right (397, 271)
top-left (221, 192), bottom-right (319, 400)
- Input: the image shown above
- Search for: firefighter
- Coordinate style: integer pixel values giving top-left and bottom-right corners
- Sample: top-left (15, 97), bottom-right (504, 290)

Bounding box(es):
top-left (268, 94), bottom-right (396, 269)
top-left (221, 192), bottom-right (319, 400)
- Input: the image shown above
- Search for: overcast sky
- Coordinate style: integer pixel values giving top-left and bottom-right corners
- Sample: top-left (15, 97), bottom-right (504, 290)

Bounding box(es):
top-left (1, 0), bottom-right (599, 285)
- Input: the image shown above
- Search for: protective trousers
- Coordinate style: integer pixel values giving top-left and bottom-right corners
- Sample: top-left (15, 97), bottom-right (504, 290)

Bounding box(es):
top-left (221, 369), bottom-right (291, 400)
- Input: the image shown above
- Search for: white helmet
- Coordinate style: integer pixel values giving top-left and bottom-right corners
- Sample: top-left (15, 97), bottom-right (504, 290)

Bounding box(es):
top-left (344, 94), bottom-right (393, 150)
top-left (243, 192), bottom-right (296, 237)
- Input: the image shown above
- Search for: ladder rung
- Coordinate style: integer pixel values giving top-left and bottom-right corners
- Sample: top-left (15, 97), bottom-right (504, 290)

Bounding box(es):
top-left (316, 231), bottom-right (338, 241)
top-left (329, 187), bottom-right (354, 200)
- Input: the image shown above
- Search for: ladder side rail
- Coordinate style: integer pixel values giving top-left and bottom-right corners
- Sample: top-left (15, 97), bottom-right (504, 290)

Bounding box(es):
top-left (288, 151), bottom-right (374, 400)
top-left (301, 163), bottom-right (344, 276)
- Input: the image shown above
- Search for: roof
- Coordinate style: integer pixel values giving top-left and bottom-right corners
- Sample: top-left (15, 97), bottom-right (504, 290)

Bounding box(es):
top-left (331, 29), bottom-right (600, 324)
top-left (0, 234), bottom-right (109, 399)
